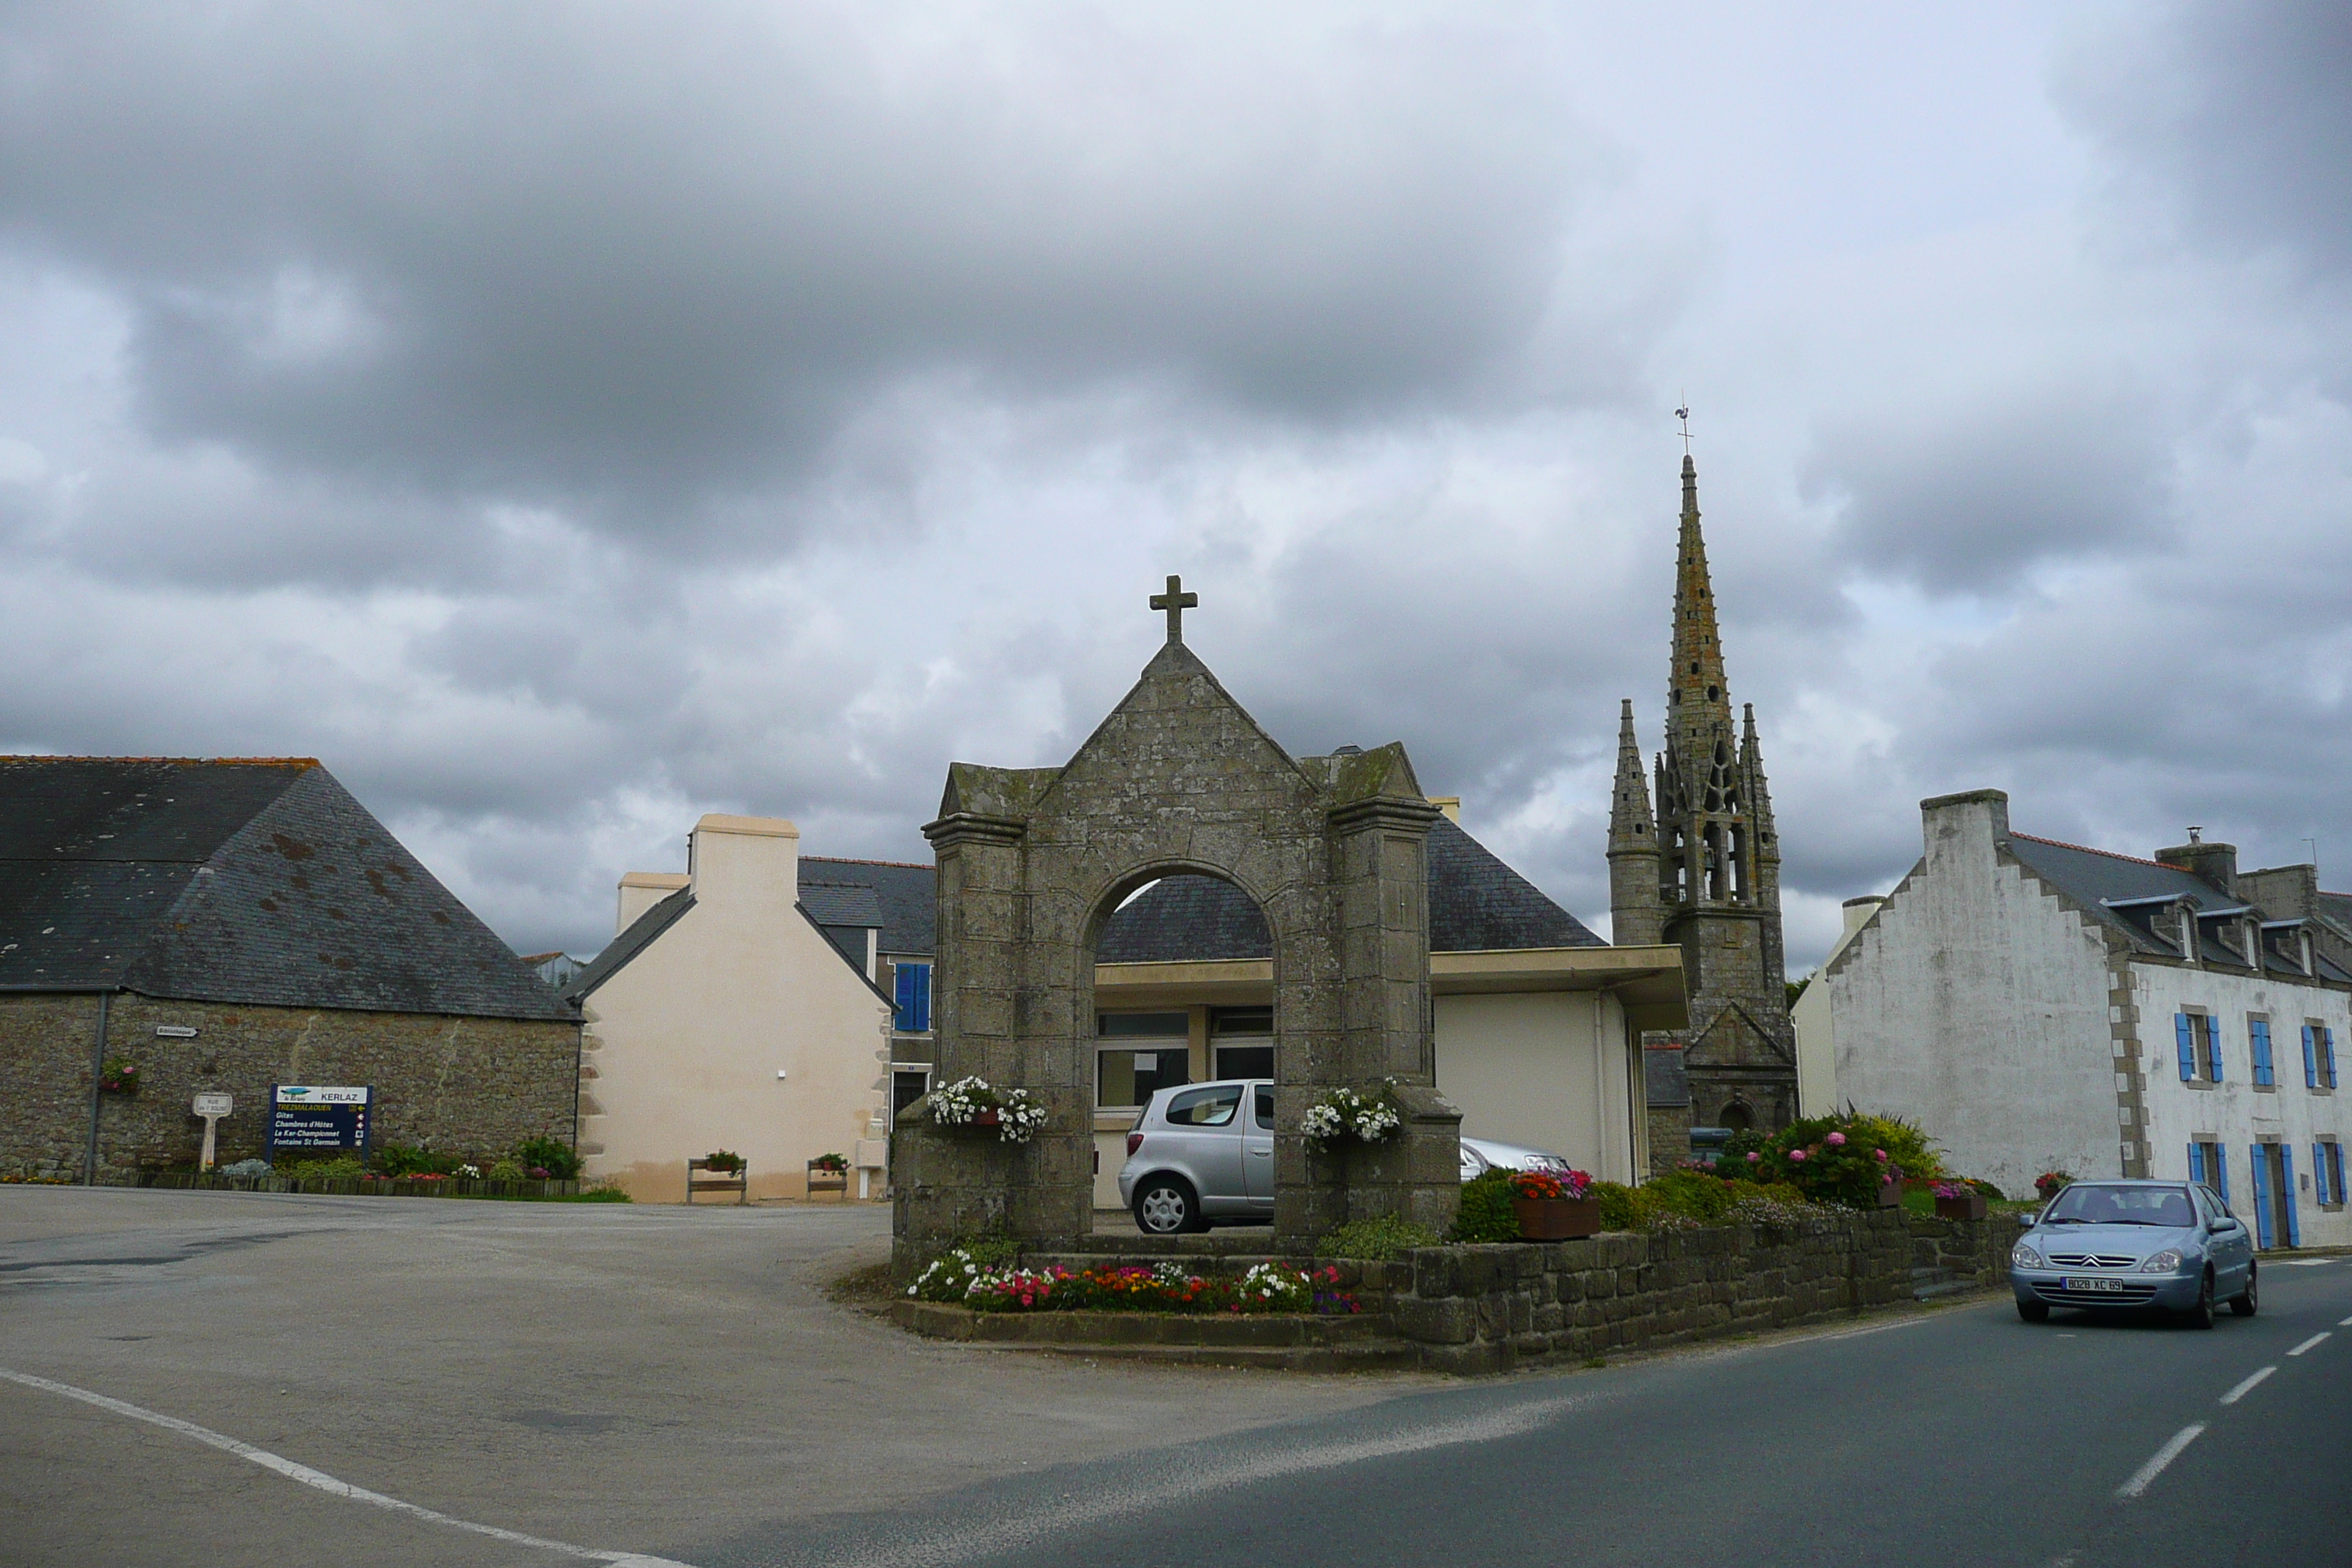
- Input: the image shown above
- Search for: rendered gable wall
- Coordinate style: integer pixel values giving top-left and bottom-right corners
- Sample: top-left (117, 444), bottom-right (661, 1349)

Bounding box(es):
top-left (1828, 793), bottom-right (2118, 1196)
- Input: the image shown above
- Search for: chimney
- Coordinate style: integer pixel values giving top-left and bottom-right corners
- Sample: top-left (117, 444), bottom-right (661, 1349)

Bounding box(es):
top-left (617, 871), bottom-right (691, 934)
top-left (1426, 796), bottom-right (1462, 824)
top-left (1919, 788), bottom-right (2010, 866)
top-left (2155, 833), bottom-right (2238, 897)
top-left (688, 814), bottom-right (800, 905)
top-left (1841, 895), bottom-right (1887, 938)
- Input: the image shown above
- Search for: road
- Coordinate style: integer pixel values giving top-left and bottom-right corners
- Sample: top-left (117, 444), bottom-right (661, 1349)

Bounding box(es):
top-left (4, 1187), bottom-right (2347, 1567)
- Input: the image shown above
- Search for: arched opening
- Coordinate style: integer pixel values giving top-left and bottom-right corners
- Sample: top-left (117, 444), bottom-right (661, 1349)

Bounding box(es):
top-left (1718, 1099), bottom-right (1754, 1133)
top-left (1086, 870), bottom-right (1278, 1224)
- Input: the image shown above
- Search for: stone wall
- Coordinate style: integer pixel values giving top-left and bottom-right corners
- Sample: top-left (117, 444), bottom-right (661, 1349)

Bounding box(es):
top-left (1385, 1210), bottom-right (2023, 1373)
top-left (0, 992), bottom-right (581, 1181)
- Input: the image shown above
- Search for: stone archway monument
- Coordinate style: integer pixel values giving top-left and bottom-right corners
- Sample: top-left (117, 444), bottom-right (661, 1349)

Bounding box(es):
top-left (892, 578), bottom-right (1460, 1262)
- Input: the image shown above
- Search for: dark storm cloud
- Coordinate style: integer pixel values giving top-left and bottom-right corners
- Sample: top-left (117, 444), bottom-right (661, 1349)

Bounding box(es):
top-left (1803, 386), bottom-right (2172, 592)
top-left (0, 2), bottom-right (1603, 543)
top-left (2060, 0), bottom-right (2352, 279)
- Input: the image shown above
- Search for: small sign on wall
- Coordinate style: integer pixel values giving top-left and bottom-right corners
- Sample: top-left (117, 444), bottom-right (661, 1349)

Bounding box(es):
top-left (268, 1085), bottom-right (372, 1156)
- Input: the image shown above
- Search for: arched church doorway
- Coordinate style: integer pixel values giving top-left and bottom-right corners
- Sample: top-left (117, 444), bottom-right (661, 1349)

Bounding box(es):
top-left (1718, 1098), bottom-right (1754, 1134)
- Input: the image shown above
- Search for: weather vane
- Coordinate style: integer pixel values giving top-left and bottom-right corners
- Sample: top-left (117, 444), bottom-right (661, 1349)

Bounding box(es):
top-left (1675, 398), bottom-right (1692, 454)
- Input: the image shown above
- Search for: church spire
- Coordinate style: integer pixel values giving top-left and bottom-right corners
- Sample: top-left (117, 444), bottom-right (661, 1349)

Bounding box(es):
top-left (1607, 698), bottom-right (1664, 946)
top-left (1740, 701), bottom-right (1777, 865)
top-left (1668, 454), bottom-right (1732, 749)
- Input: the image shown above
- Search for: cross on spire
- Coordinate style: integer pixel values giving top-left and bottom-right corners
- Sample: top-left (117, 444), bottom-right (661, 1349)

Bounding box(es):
top-left (1150, 574), bottom-right (1198, 642)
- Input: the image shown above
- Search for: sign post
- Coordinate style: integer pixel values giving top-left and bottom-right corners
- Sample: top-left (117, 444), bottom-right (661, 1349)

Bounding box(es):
top-left (267, 1085), bottom-right (372, 1161)
top-left (192, 1092), bottom-right (233, 1171)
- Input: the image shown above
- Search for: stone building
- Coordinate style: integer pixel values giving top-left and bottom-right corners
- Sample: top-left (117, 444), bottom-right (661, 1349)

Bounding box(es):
top-left (0, 757), bottom-right (579, 1181)
top-left (1811, 790), bottom-right (2351, 1247)
top-left (1608, 456), bottom-right (1801, 1137)
top-left (563, 815), bottom-right (913, 1202)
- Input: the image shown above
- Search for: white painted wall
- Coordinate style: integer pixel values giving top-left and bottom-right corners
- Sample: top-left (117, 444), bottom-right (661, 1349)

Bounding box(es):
top-left (2134, 962), bottom-right (2352, 1248)
top-left (1828, 794), bottom-right (2120, 1197)
top-left (1794, 896), bottom-right (1883, 1117)
top-left (578, 815), bottom-right (894, 1203)
top-left (1436, 990), bottom-right (1640, 1184)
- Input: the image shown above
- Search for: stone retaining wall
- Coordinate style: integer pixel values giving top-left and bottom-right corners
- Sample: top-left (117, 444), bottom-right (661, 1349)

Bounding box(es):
top-left (1389, 1209), bottom-right (2024, 1373)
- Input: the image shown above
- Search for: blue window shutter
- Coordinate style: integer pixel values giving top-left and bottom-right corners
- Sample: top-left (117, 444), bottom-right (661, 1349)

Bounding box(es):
top-left (915, 962), bottom-right (931, 1032)
top-left (2334, 1146), bottom-right (2347, 1207)
top-left (2215, 1145), bottom-right (2229, 1205)
top-left (2209, 1016), bottom-right (2223, 1081)
top-left (2188, 1142), bottom-right (2204, 1184)
top-left (2176, 1014), bottom-right (2195, 1081)
top-left (2282, 1147), bottom-right (2300, 1246)
top-left (2326, 1028), bottom-right (2339, 1090)
top-left (894, 964), bottom-right (916, 1031)
top-left (2316, 1144), bottom-right (2331, 1206)
top-left (2250, 1148), bottom-right (2270, 1248)
top-left (2250, 1019), bottom-right (2269, 1086)
top-left (2307, 1025), bottom-right (2321, 1089)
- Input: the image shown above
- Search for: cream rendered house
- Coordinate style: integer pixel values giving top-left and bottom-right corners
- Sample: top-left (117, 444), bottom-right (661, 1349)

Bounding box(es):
top-left (567, 815), bottom-right (897, 1203)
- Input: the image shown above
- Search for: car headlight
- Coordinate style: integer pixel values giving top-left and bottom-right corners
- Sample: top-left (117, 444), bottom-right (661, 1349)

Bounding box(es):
top-left (2011, 1241), bottom-right (2044, 1269)
top-left (2138, 1249), bottom-right (2185, 1274)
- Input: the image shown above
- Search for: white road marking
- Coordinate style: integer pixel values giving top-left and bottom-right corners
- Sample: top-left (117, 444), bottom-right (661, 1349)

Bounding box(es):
top-left (2341, 1313), bottom-right (2352, 1327)
top-left (0, 1366), bottom-right (693, 1567)
top-left (2286, 1332), bottom-right (2330, 1357)
top-left (2276, 1258), bottom-right (2338, 1267)
top-left (2117, 1424), bottom-right (2207, 1501)
top-left (2219, 1366), bottom-right (2275, 1405)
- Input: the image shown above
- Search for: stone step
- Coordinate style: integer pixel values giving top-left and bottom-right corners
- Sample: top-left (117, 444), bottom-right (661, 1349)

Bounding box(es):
top-left (1012, 1339), bottom-right (1426, 1373)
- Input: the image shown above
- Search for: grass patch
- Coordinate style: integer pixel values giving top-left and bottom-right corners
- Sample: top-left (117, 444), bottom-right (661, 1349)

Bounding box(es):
top-left (828, 1261), bottom-right (897, 1309)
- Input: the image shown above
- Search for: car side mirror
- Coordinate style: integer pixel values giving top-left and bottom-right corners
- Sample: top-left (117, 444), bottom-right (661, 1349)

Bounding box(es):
top-left (2208, 1218), bottom-right (2231, 1232)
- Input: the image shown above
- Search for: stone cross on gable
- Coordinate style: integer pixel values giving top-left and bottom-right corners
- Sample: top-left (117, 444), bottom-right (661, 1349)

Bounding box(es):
top-left (1149, 574), bottom-right (1198, 642)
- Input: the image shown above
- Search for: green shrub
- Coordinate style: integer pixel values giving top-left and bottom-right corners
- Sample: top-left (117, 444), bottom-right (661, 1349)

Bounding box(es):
top-left (487, 1158), bottom-right (527, 1182)
top-left (1733, 1111), bottom-right (1944, 1207)
top-left (1592, 1180), bottom-right (1638, 1232)
top-left (1448, 1169), bottom-right (1520, 1243)
top-left (1967, 1177), bottom-right (2005, 1200)
top-left (374, 1143), bottom-right (461, 1177)
top-left (513, 1137), bottom-right (582, 1180)
top-left (1316, 1214), bottom-right (1441, 1261)
top-left (281, 1154), bottom-right (366, 1180)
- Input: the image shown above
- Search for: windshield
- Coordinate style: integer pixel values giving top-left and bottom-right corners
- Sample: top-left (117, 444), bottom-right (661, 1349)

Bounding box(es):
top-left (2043, 1183), bottom-right (2195, 1227)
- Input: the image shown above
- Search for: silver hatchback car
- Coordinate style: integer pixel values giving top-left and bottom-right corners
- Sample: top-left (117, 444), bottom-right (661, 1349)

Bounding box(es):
top-left (1116, 1079), bottom-right (1578, 1235)
top-left (2010, 1178), bottom-right (2257, 1327)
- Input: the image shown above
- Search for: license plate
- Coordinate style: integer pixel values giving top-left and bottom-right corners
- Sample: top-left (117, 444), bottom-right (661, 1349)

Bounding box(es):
top-left (2065, 1276), bottom-right (2129, 1294)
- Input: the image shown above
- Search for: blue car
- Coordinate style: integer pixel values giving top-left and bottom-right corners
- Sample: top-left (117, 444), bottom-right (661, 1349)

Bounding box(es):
top-left (2010, 1178), bottom-right (2256, 1327)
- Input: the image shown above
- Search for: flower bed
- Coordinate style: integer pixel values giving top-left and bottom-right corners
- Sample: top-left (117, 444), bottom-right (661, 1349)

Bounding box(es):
top-left (906, 1247), bottom-right (1359, 1315)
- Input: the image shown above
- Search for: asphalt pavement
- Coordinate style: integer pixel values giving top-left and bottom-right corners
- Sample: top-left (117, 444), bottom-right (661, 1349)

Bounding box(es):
top-left (6, 1186), bottom-right (2346, 1567)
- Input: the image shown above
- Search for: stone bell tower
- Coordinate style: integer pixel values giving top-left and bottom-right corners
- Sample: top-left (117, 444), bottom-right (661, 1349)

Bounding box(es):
top-left (1608, 456), bottom-right (1798, 1133)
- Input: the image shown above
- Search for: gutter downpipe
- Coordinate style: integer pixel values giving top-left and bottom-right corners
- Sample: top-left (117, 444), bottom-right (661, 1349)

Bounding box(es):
top-left (84, 989), bottom-right (114, 1186)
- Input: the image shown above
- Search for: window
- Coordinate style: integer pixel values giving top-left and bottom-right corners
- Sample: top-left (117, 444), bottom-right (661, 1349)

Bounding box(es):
top-left (1096, 1046), bottom-right (1188, 1109)
top-left (2175, 1012), bottom-right (2222, 1082)
top-left (891, 1068), bottom-right (930, 1122)
top-left (893, 962), bottom-right (932, 1033)
top-left (1211, 1007), bottom-right (1273, 1081)
top-left (2250, 1017), bottom-right (2274, 1087)
top-left (1162, 1083), bottom-right (1241, 1127)
top-left (2307, 1023), bottom-right (2340, 1090)
top-left (2189, 1139), bottom-right (2228, 1203)
top-left (2321, 1142), bottom-right (2346, 1207)
top-left (1254, 1085), bottom-right (1274, 1129)
top-left (1099, 1012), bottom-right (1188, 1037)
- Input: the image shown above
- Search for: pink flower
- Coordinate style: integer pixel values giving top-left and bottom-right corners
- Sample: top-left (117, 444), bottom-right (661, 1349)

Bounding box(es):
top-left (1789, 1148), bottom-right (1808, 1163)
top-left (1873, 1149), bottom-right (1888, 1161)
top-left (1745, 1151), bottom-right (1761, 1163)
top-left (1825, 1131), bottom-right (1847, 1147)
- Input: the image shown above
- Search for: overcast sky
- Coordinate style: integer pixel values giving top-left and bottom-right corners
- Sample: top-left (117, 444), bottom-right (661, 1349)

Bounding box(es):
top-left (2, 1), bottom-right (2346, 970)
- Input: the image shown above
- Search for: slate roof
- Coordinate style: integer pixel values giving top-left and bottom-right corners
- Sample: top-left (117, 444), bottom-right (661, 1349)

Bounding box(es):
top-left (563, 885), bottom-right (694, 1005)
top-left (0, 757), bottom-right (573, 1019)
top-left (801, 857), bottom-right (933, 957)
top-left (1098, 816), bottom-right (1603, 962)
top-left (2004, 832), bottom-right (2352, 982)
top-left (798, 883), bottom-right (884, 930)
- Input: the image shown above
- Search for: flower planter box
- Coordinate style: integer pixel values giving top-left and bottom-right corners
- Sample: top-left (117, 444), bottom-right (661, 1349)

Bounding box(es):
top-left (1934, 1193), bottom-right (1989, 1221)
top-left (1874, 1183), bottom-right (1902, 1208)
top-left (1511, 1195), bottom-right (1601, 1241)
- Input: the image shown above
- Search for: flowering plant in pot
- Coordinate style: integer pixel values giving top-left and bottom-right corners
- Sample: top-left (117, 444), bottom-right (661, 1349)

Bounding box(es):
top-left (928, 1077), bottom-right (1047, 1144)
top-left (1508, 1166), bottom-right (1601, 1240)
top-left (1299, 1082), bottom-right (1402, 1152)
top-left (809, 1152), bottom-right (848, 1173)
top-left (2033, 1170), bottom-right (2073, 1201)
top-left (703, 1150), bottom-right (745, 1175)
top-left (1931, 1180), bottom-right (1989, 1221)
top-left (99, 1060), bottom-right (140, 1094)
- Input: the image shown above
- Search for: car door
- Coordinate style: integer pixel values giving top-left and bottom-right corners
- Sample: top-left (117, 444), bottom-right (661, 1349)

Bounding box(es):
top-left (2201, 1184), bottom-right (2250, 1290)
top-left (1161, 1084), bottom-right (1246, 1210)
top-left (1243, 1083), bottom-right (1275, 1210)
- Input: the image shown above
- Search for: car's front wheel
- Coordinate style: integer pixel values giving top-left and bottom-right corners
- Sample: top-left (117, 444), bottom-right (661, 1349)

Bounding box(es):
top-left (2182, 1269), bottom-right (2216, 1330)
top-left (2229, 1266), bottom-right (2258, 1317)
top-left (1133, 1175), bottom-right (1201, 1235)
top-left (2016, 1297), bottom-right (2051, 1323)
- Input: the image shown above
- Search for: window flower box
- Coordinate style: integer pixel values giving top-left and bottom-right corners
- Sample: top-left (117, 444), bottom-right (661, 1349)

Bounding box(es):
top-left (1932, 1183), bottom-right (1988, 1221)
top-left (1507, 1168), bottom-right (1599, 1240)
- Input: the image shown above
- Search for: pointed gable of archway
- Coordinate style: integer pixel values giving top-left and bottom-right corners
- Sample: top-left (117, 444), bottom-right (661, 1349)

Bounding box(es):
top-left (895, 580), bottom-right (1460, 1258)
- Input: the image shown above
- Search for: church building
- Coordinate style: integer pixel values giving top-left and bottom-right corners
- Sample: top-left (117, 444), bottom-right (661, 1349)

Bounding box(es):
top-left (1609, 456), bottom-right (1801, 1142)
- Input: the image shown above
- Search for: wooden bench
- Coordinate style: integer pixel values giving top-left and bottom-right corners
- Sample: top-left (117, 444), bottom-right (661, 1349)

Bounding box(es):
top-left (686, 1157), bottom-right (747, 1205)
top-left (806, 1159), bottom-right (849, 1199)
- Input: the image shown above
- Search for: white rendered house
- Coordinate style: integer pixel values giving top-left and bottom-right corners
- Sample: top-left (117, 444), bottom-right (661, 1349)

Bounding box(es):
top-left (568, 815), bottom-right (898, 1202)
top-left (1818, 790), bottom-right (2350, 1248)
